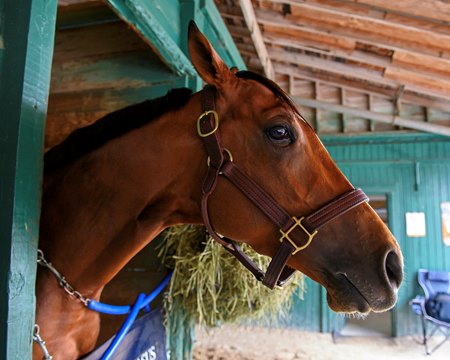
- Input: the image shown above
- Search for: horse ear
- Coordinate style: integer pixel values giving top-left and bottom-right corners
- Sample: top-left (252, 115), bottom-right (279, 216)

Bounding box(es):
top-left (188, 20), bottom-right (234, 87)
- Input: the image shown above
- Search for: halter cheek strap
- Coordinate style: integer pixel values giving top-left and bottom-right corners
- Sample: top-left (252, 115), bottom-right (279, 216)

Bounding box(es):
top-left (198, 86), bottom-right (369, 289)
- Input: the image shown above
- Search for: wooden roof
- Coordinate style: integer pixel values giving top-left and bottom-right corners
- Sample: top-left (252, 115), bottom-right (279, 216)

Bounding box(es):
top-left (216, 0), bottom-right (450, 135)
top-left (54, 0), bottom-right (450, 136)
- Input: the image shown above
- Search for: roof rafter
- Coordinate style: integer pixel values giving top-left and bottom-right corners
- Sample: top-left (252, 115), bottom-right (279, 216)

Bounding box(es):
top-left (256, 5), bottom-right (450, 57)
top-left (274, 63), bottom-right (450, 112)
top-left (293, 96), bottom-right (450, 137)
top-left (239, 0), bottom-right (274, 79)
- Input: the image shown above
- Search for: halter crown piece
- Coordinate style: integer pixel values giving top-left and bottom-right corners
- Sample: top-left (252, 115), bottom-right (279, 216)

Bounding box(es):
top-left (198, 85), bottom-right (369, 289)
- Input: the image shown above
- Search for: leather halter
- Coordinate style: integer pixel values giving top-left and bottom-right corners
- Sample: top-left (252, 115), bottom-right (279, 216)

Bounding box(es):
top-left (198, 85), bottom-right (369, 289)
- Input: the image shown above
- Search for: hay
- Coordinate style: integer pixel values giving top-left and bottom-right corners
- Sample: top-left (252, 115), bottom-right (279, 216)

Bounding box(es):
top-left (159, 225), bottom-right (303, 328)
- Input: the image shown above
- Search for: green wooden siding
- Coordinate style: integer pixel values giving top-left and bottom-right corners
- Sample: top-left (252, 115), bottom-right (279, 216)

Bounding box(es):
top-left (0, 0), bottom-right (58, 357)
top-left (104, 0), bottom-right (244, 79)
top-left (288, 133), bottom-right (450, 336)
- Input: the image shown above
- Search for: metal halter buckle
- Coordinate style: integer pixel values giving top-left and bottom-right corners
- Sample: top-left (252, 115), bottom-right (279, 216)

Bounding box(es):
top-left (279, 216), bottom-right (318, 254)
top-left (206, 148), bottom-right (234, 168)
top-left (197, 110), bottom-right (219, 137)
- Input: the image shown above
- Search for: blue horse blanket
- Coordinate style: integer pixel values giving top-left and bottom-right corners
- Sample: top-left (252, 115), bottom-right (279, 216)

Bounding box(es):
top-left (83, 309), bottom-right (167, 360)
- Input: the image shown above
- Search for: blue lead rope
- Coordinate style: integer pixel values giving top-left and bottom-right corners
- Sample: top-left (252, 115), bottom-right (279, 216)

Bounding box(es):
top-left (88, 272), bottom-right (172, 315)
top-left (86, 272), bottom-right (172, 360)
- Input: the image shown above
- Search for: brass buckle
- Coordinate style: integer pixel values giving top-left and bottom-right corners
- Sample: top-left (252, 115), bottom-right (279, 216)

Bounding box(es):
top-left (279, 217), bottom-right (318, 255)
top-left (197, 110), bottom-right (219, 137)
top-left (207, 148), bottom-right (234, 167)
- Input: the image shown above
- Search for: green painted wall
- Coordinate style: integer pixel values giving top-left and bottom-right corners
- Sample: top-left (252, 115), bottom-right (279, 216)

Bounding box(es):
top-left (288, 133), bottom-right (450, 336)
top-left (0, 0), bottom-right (57, 357)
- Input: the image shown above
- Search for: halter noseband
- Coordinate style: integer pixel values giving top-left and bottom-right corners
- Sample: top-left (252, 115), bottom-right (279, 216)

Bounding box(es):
top-left (198, 85), bottom-right (369, 289)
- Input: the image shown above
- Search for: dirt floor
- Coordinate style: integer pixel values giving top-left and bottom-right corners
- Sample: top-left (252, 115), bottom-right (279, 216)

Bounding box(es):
top-left (192, 325), bottom-right (450, 360)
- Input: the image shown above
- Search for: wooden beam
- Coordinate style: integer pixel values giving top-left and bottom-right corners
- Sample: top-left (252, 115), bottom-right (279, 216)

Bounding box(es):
top-left (267, 0), bottom-right (450, 28)
top-left (0, 0), bottom-right (58, 357)
top-left (383, 12), bottom-right (450, 35)
top-left (104, 0), bottom-right (196, 76)
top-left (268, 48), bottom-right (399, 88)
top-left (260, 17), bottom-right (356, 53)
top-left (256, 6), bottom-right (450, 57)
top-left (273, 62), bottom-right (450, 112)
top-left (267, 39), bottom-right (450, 85)
top-left (56, 0), bottom-right (119, 29)
top-left (293, 96), bottom-right (450, 137)
top-left (264, 35), bottom-right (390, 69)
top-left (392, 50), bottom-right (450, 78)
top-left (352, 0), bottom-right (450, 24)
top-left (384, 67), bottom-right (450, 98)
top-left (52, 22), bottom-right (148, 63)
top-left (314, 81), bottom-right (320, 132)
top-left (368, 94), bottom-right (375, 131)
top-left (239, 0), bottom-right (274, 78)
top-left (340, 88), bottom-right (347, 133)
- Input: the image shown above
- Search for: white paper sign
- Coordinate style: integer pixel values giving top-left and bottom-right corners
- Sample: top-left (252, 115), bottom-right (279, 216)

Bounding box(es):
top-left (405, 212), bottom-right (426, 237)
top-left (441, 203), bottom-right (450, 246)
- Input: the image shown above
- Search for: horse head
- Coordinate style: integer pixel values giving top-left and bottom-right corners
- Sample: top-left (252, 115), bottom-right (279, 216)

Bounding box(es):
top-left (188, 22), bottom-right (403, 314)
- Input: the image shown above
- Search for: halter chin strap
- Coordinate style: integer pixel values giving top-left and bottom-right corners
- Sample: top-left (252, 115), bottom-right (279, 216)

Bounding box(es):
top-left (198, 86), bottom-right (369, 289)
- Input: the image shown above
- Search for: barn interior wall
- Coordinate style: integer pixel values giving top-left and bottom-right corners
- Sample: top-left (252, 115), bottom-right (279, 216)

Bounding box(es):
top-left (288, 133), bottom-right (450, 336)
top-left (46, 20), bottom-right (190, 148)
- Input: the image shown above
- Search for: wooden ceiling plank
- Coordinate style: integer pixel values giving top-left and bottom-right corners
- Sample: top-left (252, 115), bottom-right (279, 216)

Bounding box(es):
top-left (239, 0), bottom-right (274, 79)
top-left (293, 96), bottom-right (450, 136)
top-left (260, 19), bottom-right (356, 52)
top-left (274, 63), bottom-right (450, 112)
top-left (392, 50), bottom-right (450, 78)
top-left (352, 0), bottom-right (450, 24)
top-left (269, 48), bottom-right (399, 87)
top-left (265, 0), bottom-right (450, 27)
top-left (265, 35), bottom-right (391, 69)
top-left (52, 22), bottom-right (148, 63)
top-left (383, 12), bottom-right (450, 35)
top-left (227, 24), bottom-right (253, 37)
top-left (262, 0), bottom-right (379, 17)
top-left (256, 6), bottom-right (450, 56)
top-left (287, 4), bottom-right (450, 54)
top-left (274, 62), bottom-right (397, 98)
top-left (384, 67), bottom-right (450, 98)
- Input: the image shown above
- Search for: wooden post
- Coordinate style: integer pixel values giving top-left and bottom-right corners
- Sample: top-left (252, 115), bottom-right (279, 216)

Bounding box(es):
top-left (0, 0), bottom-right (57, 357)
top-left (180, 0), bottom-right (204, 91)
top-left (368, 94), bottom-right (375, 132)
top-left (340, 88), bottom-right (346, 133)
top-left (314, 81), bottom-right (320, 133)
top-left (239, 0), bottom-right (275, 79)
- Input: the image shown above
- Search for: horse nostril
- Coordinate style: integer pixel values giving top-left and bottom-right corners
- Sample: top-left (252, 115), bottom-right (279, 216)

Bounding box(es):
top-left (385, 250), bottom-right (403, 289)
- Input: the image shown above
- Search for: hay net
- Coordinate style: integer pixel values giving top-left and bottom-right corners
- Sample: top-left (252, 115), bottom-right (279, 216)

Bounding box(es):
top-left (159, 225), bottom-right (304, 328)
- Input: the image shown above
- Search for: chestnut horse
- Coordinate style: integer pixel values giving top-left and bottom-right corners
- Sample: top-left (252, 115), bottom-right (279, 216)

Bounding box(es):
top-left (35, 23), bottom-right (403, 359)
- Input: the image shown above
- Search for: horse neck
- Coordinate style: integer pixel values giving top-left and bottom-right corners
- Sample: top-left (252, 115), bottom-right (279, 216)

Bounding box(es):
top-left (39, 94), bottom-right (205, 299)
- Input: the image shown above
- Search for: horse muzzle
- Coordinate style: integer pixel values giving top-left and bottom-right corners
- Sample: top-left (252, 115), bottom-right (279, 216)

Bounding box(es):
top-left (326, 247), bottom-right (403, 314)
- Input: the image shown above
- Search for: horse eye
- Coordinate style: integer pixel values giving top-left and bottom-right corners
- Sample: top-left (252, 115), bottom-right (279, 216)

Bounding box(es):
top-left (265, 125), bottom-right (294, 146)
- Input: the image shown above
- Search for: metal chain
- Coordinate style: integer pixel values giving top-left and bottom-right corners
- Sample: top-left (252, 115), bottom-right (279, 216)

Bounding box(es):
top-left (33, 325), bottom-right (53, 360)
top-left (37, 249), bottom-right (90, 306)
top-left (34, 250), bottom-right (91, 359)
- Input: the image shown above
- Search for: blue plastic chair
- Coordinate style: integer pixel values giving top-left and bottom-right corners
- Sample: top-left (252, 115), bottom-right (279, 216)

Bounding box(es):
top-left (410, 269), bottom-right (450, 355)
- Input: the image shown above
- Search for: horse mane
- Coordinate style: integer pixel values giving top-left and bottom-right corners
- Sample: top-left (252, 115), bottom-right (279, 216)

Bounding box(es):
top-left (44, 87), bottom-right (193, 173)
top-left (44, 71), bottom-right (298, 174)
